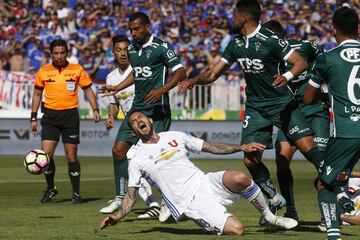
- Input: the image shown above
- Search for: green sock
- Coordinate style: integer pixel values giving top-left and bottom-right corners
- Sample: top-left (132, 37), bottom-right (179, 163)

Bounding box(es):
top-left (305, 147), bottom-right (323, 170)
top-left (114, 158), bottom-right (128, 198)
top-left (318, 188), bottom-right (341, 240)
top-left (277, 169), bottom-right (295, 212)
top-left (247, 162), bottom-right (277, 199)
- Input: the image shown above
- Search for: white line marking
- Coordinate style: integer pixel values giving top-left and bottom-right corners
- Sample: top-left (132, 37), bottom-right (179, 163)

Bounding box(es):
top-left (0, 177), bottom-right (113, 184)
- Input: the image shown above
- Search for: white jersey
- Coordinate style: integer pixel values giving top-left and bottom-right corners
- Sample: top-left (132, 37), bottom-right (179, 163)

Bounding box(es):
top-left (106, 66), bottom-right (134, 114)
top-left (127, 131), bottom-right (204, 220)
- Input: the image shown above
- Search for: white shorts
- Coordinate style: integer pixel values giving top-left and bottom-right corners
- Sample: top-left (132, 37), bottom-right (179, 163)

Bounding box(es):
top-left (183, 171), bottom-right (241, 235)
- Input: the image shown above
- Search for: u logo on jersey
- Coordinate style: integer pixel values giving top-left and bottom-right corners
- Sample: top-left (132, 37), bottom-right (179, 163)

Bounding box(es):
top-left (168, 139), bottom-right (178, 147)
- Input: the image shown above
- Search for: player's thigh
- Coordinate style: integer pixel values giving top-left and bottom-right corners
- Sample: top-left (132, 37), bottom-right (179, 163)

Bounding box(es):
top-left (60, 109), bottom-right (80, 144)
top-left (319, 137), bottom-right (360, 187)
top-left (242, 106), bottom-right (273, 149)
top-left (309, 116), bottom-right (330, 152)
top-left (41, 140), bottom-right (58, 158)
top-left (207, 171), bottom-right (241, 205)
top-left (184, 176), bottom-right (233, 235)
top-left (41, 116), bottom-right (61, 142)
top-left (280, 100), bottom-right (313, 143)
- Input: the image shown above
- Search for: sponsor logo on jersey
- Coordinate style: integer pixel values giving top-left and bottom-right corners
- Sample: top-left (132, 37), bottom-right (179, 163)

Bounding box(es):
top-left (345, 106), bottom-right (360, 113)
top-left (340, 48), bottom-right (360, 63)
top-left (337, 169), bottom-right (351, 181)
top-left (255, 42), bottom-right (261, 52)
top-left (326, 166), bottom-right (333, 175)
top-left (167, 50), bottom-right (176, 58)
top-left (155, 149), bottom-right (179, 162)
top-left (133, 66), bottom-right (152, 78)
top-left (237, 58), bottom-right (264, 71)
top-left (350, 113), bottom-right (360, 121)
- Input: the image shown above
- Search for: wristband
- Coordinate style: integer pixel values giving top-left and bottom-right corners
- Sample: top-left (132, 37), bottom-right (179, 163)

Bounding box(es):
top-left (93, 108), bottom-right (99, 112)
top-left (282, 71), bottom-right (294, 81)
top-left (30, 112), bottom-right (37, 122)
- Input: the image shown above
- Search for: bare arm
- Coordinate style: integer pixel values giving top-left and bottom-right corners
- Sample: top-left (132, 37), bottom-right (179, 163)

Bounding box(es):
top-left (202, 141), bottom-right (265, 154)
top-left (83, 86), bottom-right (100, 122)
top-left (105, 103), bottom-right (119, 130)
top-left (273, 51), bottom-right (308, 88)
top-left (100, 73), bottom-right (134, 95)
top-left (144, 67), bottom-right (187, 104)
top-left (30, 88), bottom-right (43, 135)
top-left (100, 187), bottom-right (138, 229)
top-left (303, 84), bottom-right (320, 104)
top-left (178, 60), bottom-right (229, 94)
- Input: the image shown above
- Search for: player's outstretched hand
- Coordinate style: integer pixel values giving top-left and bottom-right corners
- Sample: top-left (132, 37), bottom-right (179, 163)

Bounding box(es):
top-left (145, 88), bottom-right (164, 104)
top-left (100, 215), bottom-right (119, 230)
top-left (272, 74), bottom-right (288, 88)
top-left (240, 142), bottom-right (266, 153)
top-left (178, 79), bottom-right (195, 95)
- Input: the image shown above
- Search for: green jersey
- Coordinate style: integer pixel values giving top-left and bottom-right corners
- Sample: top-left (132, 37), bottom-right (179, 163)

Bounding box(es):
top-left (308, 39), bottom-right (360, 138)
top-left (222, 25), bottom-right (294, 107)
top-left (286, 39), bottom-right (323, 90)
top-left (128, 35), bottom-right (183, 115)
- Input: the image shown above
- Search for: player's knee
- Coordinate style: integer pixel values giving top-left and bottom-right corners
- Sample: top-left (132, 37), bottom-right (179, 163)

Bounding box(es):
top-left (64, 152), bottom-right (77, 162)
top-left (229, 222), bottom-right (244, 235)
top-left (112, 145), bottom-right (127, 160)
top-left (233, 172), bottom-right (251, 187)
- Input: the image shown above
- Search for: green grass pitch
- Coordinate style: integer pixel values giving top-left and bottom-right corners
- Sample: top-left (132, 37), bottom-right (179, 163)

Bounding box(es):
top-left (0, 155), bottom-right (359, 240)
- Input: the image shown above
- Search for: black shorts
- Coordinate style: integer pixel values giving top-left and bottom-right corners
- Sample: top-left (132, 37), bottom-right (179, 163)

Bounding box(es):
top-left (41, 107), bottom-right (80, 144)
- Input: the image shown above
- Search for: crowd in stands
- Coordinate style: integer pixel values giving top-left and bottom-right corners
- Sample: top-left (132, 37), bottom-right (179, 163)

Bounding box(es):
top-left (1, 0), bottom-right (359, 83)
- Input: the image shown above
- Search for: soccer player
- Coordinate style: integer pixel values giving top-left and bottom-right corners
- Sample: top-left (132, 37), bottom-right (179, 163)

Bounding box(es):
top-left (99, 35), bottom-right (161, 218)
top-left (30, 39), bottom-right (100, 204)
top-left (100, 111), bottom-right (298, 234)
top-left (99, 12), bottom-right (187, 221)
top-left (304, 6), bottom-right (360, 240)
top-left (179, 0), bottom-right (323, 219)
top-left (262, 20), bottom-right (329, 221)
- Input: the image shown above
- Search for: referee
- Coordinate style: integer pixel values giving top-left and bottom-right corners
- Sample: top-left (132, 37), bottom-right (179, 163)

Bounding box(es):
top-left (30, 39), bottom-right (100, 204)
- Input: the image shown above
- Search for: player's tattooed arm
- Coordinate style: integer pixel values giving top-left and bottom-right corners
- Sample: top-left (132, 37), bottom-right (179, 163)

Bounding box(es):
top-left (100, 187), bottom-right (138, 229)
top-left (202, 141), bottom-right (265, 154)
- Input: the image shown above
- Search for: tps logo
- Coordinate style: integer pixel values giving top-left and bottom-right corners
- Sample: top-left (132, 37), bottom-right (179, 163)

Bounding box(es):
top-left (340, 48), bottom-right (360, 63)
top-left (237, 58), bottom-right (264, 71)
top-left (133, 66), bottom-right (152, 78)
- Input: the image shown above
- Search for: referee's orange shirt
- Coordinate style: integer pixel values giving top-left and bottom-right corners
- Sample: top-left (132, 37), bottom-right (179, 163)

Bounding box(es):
top-left (35, 63), bottom-right (92, 110)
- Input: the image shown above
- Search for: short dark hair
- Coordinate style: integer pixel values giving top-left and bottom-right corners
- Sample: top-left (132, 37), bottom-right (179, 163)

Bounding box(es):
top-left (333, 7), bottom-right (358, 37)
top-left (112, 35), bottom-right (130, 45)
top-left (129, 12), bottom-right (150, 25)
top-left (235, 0), bottom-right (261, 23)
top-left (49, 39), bottom-right (68, 53)
top-left (263, 20), bottom-right (285, 39)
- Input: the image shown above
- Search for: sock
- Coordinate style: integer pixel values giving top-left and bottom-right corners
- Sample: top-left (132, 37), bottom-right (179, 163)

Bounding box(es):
top-left (304, 147), bottom-right (323, 170)
top-left (247, 162), bottom-right (277, 199)
top-left (68, 161), bottom-right (80, 195)
top-left (114, 158), bottom-right (128, 198)
top-left (318, 188), bottom-right (341, 240)
top-left (277, 169), bottom-right (296, 212)
top-left (240, 180), bottom-right (268, 212)
top-left (44, 157), bottom-right (55, 189)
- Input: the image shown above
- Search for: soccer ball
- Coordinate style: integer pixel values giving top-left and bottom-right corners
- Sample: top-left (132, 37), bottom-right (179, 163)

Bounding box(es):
top-left (24, 149), bottom-right (49, 175)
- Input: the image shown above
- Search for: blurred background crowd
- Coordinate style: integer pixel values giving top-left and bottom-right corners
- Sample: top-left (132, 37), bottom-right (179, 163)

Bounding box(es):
top-left (1, 0), bottom-right (360, 84)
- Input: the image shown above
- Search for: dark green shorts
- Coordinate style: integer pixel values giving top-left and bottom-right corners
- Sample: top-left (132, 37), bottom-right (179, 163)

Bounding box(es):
top-left (115, 110), bottom-right (171, 145)
top-left (319, 137), bottom-right (360, 187)
top-left (242, 100), bottom-right (313, 149)
top-left (276, 116), bottom-right (329, 152)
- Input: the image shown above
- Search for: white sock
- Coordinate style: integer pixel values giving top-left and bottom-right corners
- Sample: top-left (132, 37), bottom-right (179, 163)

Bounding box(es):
top-left (138, 178), bottom-right (159, 207)
top-left (240, 180), bottom-right (269, 213)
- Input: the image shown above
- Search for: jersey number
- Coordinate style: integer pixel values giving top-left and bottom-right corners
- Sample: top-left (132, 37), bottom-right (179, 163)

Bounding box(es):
top-left (243, 116), bottom-right (250, 128)
top-left (348, 65), bottom-right (360, 105)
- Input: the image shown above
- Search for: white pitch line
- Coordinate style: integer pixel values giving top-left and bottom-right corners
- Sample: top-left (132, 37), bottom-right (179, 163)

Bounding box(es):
top-left (0, 177), bottom-right (113, 184)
